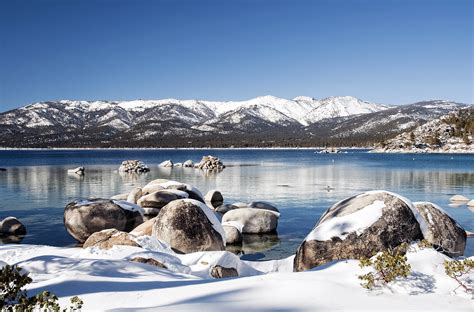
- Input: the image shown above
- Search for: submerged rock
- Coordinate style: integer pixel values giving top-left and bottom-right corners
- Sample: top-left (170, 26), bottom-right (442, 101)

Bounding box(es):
top-left (222, 208), bottom-right (279, 234)
top-left (0, 217), bottom-right (26, 236)
top-left (152, 199), bottom-right (225, 253)
top-left (294, 190), bottom-right (423, 272)
top-left (83, 229), bottom-right (140, 249)
top-left (413, 202), bottom-right (466, 257)
top-left (64, 199), bottom-right (144, 243)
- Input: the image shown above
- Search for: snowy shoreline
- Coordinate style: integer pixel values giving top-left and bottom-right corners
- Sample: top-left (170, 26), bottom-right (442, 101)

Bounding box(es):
top-left (1, 241), bottom-right (472, 311)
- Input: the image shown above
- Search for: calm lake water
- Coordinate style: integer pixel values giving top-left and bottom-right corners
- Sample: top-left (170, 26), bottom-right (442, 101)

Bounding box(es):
top-left (0, 149), bottom-right (473, 259)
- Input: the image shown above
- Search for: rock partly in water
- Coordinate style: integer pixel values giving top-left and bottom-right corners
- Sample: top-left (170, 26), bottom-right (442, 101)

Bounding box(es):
top-left (152, 199), bottom-right (225, 253)
top-left (67, 166), bottom-right (85, 175)
top-left (467, 199), bottom-right (474, 207)
top-left (222, 208), bottom-right (279, 234)
top-left (249, 201), bottom-right (280, 213)
top-left (83, 229), bottom-right (140, 249)
top-left (215, 204), bottom-right (239, 214)
top-left (210, 265), bottom-right (238, 279)
top-left (195, 155), bottom-right (225, 170)
top-left (158, 160), bottom-right (173, 168)
top-left (127, 187), bottom-right (143, 204)
top-left (413, 202), bottom-right (466, 257)
top-left (204, 190), bottom-right (224, 208)
top-left (231, 202), bottom-right (249, 208)
top-left (294, 190), bottom-right (424, 272)
top-left (449, 195), bottom-right (469, 202)
top-left (222, 223), bottom-right (243, 245)
top-left (183, 160), bottom-right (194, 168)
top-left (64, 199), bottom-right (144, 243)
top-left (0, 217), bottom-right (26, 235)
top-left (119, 160), bottom-right (150, 173)
top-left (130, 257), bottom-right (167, 269)
top-left (137, 190), bottom-right (188, 215)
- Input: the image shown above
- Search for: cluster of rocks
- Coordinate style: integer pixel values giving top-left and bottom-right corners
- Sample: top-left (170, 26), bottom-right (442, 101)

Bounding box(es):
top-left (157, 156), bottom-right (225, 170)
top-left (119, 160), bottom-right (150, 173)
top-left (64, 179), bottom-right (280, 258)
top-left (195, 155), bottom-right (225, 170)
top-left (293, 190), bottom-right (467, 272)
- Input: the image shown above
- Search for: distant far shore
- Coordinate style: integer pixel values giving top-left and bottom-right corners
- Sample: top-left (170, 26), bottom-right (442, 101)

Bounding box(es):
top-left (0, 146), bottom-right (372, 151)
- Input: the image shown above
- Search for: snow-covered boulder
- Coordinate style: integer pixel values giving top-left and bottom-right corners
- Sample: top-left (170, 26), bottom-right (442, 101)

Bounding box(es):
top-left (142, 183), bottom-right (165, 196)
top-left (64, 199), bottom-right (144, 243)
top-left (249, 201), bottom-right (280, 213)
top-left (83, 229), bottom-right (140, 249)
top-left (152, 199), bottom-right (225, 253)
top-left (183, 160), bottom-right (194, 167)
top-left (0, 217), bottom-right (26, 235)
top-left (294, 190), bottom-right (423, 272)
top-left (127, 187), bottom-right (142, 204)
top-left (143, 179), bottom-right (205, 203)
top-left (158, 160), bottom-right (173, 168)
top-left (221, 208), bottom-right (279, 234)
top-left (204, 190), bottom-right (224, 208)
top-left (222, 223), bottom-right (243, 244)
top-left (413, 202), bottom-right (466, 257)
top-left (119, 160), bottom-right (150, 173)
top-left (467, 199), bottom-right (474, 207)
top-left (137, 190), bottom-right (188, 215)
top-left (449, 195), bottom-right (469, 202)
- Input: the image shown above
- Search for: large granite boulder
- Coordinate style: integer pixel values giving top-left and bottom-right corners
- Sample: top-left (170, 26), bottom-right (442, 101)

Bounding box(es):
top-left (249, 201), bottom-right (280, 213)
top-left (83, 229), bottom-right (140, 249)
top-left (204, 190), bottom-right (224, 208)
top-left (221, 208), bottom-right (279, 234)
top-left (147, 180), bottom-right (205, 203)
top-left (294, 191), bottom-right (424, 272)
top-left (64, 199), bottom-right (144, 243)
top-left (413, 202), bottom-right (466, 257)
top-left (152, 199), bottom-right (225, 253)
top-left (137, 190), bottom-right (188, 215)
top-left (0, 217), bottom-right (26, 235)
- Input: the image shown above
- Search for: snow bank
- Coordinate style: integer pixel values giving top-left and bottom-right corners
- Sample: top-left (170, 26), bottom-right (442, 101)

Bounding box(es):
top-left (0, 242), bottom-right (471, 311)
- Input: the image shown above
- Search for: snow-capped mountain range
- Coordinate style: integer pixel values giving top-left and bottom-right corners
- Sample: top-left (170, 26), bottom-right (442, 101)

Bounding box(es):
top-left (0, 96), bottom-right (470, 147)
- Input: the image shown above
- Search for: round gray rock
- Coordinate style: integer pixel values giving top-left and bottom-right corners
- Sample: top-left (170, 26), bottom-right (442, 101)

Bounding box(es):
top-left (221, 208), bottom-right (279, 234)
top-left (223, 225), bottom-right (242, 244)
top-left (205, 190), bottom-right (224, 208)
top-left (249, 201), bottom-right (279, 213)
top-left (414, 202), bottom-right (466, 257)
top-left (64, 199), bottom-right (144, 243)
top-left (294, 191), bottom-right (423, 272)
top-left (0, 217), bottom-right (26, 235)
top-left (152, 199), bottom-right (225, 253)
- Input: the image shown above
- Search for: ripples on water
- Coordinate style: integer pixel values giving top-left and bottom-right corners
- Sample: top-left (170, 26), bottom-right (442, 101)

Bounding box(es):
top-left (0, 149), bottom-right (473, 259)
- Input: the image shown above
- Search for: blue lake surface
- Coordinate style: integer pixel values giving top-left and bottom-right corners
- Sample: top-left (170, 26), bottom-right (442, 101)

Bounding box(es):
top-left (0, 149), bottom-right (473, 259)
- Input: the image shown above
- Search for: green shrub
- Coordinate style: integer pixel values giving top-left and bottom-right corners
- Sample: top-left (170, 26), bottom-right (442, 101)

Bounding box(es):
top-left (358, 244), bottom-right (411, 289)
top-left (443, 259), bottom-right (474, 294)
top-left (0, 264), bottom-right (83, 311)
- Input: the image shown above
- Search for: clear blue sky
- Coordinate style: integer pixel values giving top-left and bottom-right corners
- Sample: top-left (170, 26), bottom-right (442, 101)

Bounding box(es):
top-left (0, 0), bottom-right (472, 112)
